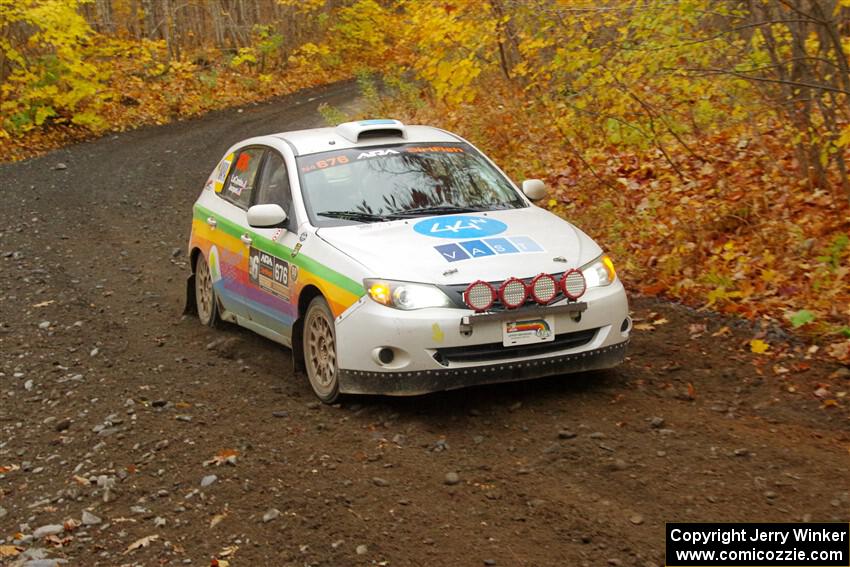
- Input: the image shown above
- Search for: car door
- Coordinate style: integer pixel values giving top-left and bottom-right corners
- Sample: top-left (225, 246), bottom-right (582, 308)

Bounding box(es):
top-left (242, 149), bottom-right (300, 338)
top-left (215, 146), bottom-right (267, 320)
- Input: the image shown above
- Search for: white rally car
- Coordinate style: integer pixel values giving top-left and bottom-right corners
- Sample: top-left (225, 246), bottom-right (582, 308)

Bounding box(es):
top-left (187, 119), bottom-right (630, 402)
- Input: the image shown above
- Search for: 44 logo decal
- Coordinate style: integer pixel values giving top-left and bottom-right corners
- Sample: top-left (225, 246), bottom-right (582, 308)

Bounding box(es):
top-left (413, 215), bottom-right (507, 239)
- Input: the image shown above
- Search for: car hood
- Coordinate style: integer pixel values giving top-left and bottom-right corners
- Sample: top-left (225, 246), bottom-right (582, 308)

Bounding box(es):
top-left (316, 207), bottom-right (602, 286)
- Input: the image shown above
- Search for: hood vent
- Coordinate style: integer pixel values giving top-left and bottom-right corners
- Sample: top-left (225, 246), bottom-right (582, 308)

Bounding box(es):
top-left (335, 119), bottom-right (406, 143)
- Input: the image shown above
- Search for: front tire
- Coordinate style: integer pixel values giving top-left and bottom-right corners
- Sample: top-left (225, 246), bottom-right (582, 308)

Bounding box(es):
top-left (303, 296), bottom-right (340, 403)
top-left (195, 254), bottom-right (220, 327)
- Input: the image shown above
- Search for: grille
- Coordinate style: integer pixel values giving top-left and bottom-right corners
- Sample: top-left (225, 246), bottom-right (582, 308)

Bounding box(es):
top-left (433, 328), bottom-right (598, 364)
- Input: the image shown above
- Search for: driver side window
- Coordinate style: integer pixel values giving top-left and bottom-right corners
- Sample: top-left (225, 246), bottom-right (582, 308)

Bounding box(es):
top-left (255, 151), bottom-right (293, 226)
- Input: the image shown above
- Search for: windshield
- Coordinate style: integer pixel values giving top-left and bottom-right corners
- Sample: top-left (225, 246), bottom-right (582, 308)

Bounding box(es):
top-left (296, 142), bottom-right (526, 225)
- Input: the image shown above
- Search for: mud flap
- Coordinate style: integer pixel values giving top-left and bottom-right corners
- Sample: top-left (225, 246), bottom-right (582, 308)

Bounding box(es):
top-left (184, 274), bottom-right (197, 316)
top-left (291, 317), bottom-right (306, 374)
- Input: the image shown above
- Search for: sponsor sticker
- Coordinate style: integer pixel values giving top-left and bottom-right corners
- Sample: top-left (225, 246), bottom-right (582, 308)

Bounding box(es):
top-left (213, 153), bottom-right (233, 193)
top-left (433, 236), bottom-right (543, 262)
top-left (248, 247), bottom-right (290, 301)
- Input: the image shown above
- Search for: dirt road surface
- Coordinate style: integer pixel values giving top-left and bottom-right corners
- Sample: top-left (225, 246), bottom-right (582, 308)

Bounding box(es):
top-left (1, 82), bottom-right (849, 567)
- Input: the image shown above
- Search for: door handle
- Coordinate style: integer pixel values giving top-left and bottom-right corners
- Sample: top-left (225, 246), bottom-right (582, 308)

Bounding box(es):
top-left (206, 217), bottom-right (217, 228)
top-left (240, 234), bottom-right (253, 246)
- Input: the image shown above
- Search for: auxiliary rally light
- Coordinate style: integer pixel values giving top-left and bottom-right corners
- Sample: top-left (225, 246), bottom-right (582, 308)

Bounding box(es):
top-left (530, 273), bottom-right (558, 304)
top-left (499, 277), bottom-right (528, 309)
top-left (463, 280), bottom-right (496, 312)
top-left (561, 269), bottom-right (587, 300)
top-left (463, 271), bottom-right (585, 311)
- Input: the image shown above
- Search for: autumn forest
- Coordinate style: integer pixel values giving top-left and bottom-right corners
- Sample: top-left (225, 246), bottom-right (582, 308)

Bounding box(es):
top-left (2, 0), bottom-right (849, 363)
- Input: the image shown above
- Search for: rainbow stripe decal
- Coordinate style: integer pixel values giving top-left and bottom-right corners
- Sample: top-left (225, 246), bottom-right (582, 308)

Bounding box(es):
top-left (190, 205), bottom-right (365, 325)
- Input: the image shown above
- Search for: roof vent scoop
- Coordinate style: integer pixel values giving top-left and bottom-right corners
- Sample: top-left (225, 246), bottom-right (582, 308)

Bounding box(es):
top-left (335, 119), bottom-right (407, 143)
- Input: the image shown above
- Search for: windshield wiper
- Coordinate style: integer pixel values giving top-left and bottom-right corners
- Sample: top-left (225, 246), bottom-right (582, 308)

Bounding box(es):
top-left (317, 210), bottom-right (397, 223)
top-left (392, 205), bottom-right (485, 217)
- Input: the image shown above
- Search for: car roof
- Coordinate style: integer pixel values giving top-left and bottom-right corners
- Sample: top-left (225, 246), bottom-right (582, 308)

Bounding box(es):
top-left (273, 120), bottom-right (462, 156)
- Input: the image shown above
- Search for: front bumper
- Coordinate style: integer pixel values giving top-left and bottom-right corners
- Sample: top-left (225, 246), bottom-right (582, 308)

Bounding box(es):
top-left (339, 340), bottom-right (628, 395)
top-left (334, 279), bottom-right (630, 395)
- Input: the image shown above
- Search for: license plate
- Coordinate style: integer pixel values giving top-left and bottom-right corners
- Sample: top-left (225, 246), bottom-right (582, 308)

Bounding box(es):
top-left (503, 315), bottom-right (555, 346)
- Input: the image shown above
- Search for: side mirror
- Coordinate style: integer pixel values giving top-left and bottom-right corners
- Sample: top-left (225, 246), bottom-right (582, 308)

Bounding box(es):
top-left (247, 204), bottom-right (287, 228)
top-left (522, 179), bottom-right (548, 201)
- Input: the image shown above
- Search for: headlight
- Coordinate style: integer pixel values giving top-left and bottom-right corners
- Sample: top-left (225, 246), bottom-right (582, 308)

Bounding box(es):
top-left (580, 254), bottom-right (617, 287)
top-left (364, 279), bottom-right (453, 310)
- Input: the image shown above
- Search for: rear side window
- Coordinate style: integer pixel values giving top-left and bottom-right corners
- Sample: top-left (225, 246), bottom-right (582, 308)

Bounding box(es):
top-left (222, 148), bottom-right (264, 209)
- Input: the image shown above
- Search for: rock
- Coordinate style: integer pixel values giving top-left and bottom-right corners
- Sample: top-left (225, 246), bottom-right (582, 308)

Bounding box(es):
top-left (89, 347), bottom-right (99, 357)
top-left (356, 544), bottom-right (368, 555)
top-left (473, 435), bottom-right (484, 444)
top-left (649, 417), bottom-right (665, 428)
top-left (608, 559), bottom-right (623, 566)
top-left (558, 429), bottom-right (577, 439)
top-left (589, 432), bottom-right (606, 439)
top-left (171, 248), bottom-right (182, 258)
top-left (629, 514), bottom-right (644, 525)
top-left (175, 414), bottom-right (192, 422)
top-left (24, 379), bottom-right (34, 391)
top-left (372, 477), bottom-right (389, 487)
top-left (0, 505), bottom-right (6, 519)
top-left (33, 524), bottom-right (64, 538)
top-left (484, 560), bottom-right (497, 566)
top-left (38, 321), bottom-right (51, 330)
top-left (53, 162), bottom-right (68, 170)
top-left (21, 560), bottom-right (68, 567)
top-left (55, 418), bottom-right (71, 432)
top-left (262, 508), bottom-right (280, 523)
top-left (272, 410), bottom-right (289, 418)
top-left (81, 510), bottom-right (101, 525)
top-left (733, 448), bottom-right (749, 457)
top-left (444, 472), bottom-right (460, 486)
top-left (154, 516), bottom-right (166, 527)
top-left (151, 399), bottom-right (167, 408)
top-left (765, 490), bottom-right (778, 500)
top-left (201, 474), bottom-right (217, 487)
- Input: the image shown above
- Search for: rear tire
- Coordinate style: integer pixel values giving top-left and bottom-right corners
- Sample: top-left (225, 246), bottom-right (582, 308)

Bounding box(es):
top-left (195, 254), bottom-right (220, 327)
top-left (303, 296), bottom-right (340, 403)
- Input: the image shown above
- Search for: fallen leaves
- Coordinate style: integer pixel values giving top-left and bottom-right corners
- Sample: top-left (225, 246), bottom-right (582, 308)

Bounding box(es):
top-left (72, 474), bottom-right (90, 486)
top-left (125, 534), bottom-right (158, 554)
top-left (750, 339), bottom-right (770, 354)
top-left (204, 449), bottom-right (238, 467)
top-left (210, 509), bottom-right (228, 528)
top-left (0, 464), bottom-right (20, 473)
top-left (688, 323), bottom-right (707, 338)
top-left (0, 545), bottom-right (22, 558)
